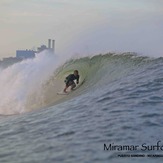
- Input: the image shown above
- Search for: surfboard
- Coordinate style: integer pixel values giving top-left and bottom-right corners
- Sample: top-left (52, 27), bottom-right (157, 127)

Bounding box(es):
top-left (57, 92), bottom-right (69, 95)
top-left (57, 78), bottom-right (85, 95)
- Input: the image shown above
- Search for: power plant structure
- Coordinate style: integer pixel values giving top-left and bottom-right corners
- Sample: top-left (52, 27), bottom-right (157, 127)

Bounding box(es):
top-left (47, 39), bottom-right (55, 53)
top-left (16, 39), bottom-right (55, 59)
top-left (0, 39), bottom-right (55, 68)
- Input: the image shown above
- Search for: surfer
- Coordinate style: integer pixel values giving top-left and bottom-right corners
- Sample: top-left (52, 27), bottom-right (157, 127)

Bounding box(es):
top-left (63, 70), bottom-right (80, 93)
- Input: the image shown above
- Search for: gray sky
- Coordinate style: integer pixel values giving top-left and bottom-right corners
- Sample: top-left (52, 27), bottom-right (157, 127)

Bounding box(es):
top-left (0, 0), bottom-right (163, 59)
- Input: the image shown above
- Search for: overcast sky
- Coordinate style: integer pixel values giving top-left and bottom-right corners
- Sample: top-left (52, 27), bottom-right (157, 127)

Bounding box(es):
top-left (0, 0), bottom-right (163, 59)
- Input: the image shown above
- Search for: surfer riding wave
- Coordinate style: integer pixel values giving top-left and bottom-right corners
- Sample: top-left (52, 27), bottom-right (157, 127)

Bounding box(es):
top-left (63, 70), bottom-right (80, 93)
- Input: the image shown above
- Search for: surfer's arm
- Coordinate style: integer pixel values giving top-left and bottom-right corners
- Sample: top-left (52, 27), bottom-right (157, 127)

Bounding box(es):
top-left (76, 75), bottom-right (79, 84)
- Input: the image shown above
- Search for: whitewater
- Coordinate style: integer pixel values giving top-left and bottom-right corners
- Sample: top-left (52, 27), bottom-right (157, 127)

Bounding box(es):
top-left (0, 51), bottom-right (163, 163)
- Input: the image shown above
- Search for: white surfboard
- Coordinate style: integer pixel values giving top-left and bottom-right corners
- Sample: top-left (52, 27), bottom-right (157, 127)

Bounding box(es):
top-left (57, 91), bottom-right (69, 95)
top-left (57, 79), bottom-right (86, 95)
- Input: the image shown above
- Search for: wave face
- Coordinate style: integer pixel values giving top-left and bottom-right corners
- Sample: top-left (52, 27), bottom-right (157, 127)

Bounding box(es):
top-left (0, 52), bottom-right (163, 115)
top-left (55, 53), bottom-right (163, 106)
top-left (1, 52), bottom-right (163, 163)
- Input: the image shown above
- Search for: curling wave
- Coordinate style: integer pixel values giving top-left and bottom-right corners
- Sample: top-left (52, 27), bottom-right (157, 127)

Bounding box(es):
top-left (0, 52), bottom-right (162, 115)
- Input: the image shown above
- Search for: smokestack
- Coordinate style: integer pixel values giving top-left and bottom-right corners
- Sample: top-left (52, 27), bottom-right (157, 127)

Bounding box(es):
top-left (48, 39), bottom-right (51, 48)
top-left (52, 40), bottom-right (55, 53)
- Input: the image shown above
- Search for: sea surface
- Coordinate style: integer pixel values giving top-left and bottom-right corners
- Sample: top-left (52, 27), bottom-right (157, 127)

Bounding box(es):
top-left (0, 53), bottom-right (163, 163)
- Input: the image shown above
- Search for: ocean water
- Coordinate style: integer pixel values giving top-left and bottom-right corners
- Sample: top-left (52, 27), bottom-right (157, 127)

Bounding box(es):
top-left (0, 53), bottom-right (163, 163)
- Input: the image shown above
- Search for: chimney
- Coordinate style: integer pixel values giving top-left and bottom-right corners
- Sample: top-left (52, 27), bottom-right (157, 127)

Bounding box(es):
top-left (52, 40), bottom-right (55, 53)
top-left (48, 39), bottom-right (51, 49)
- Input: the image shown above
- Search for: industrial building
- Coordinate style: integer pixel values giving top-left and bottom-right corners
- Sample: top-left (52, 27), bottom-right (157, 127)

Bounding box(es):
top-left (37, 39), bottom-right (55, 53)
top-left (16, 39), bottom-right (55, 59)
top-left (16, 50), bottom-right (36, 59)
top-left (0, 39), bottom-right (55, 68)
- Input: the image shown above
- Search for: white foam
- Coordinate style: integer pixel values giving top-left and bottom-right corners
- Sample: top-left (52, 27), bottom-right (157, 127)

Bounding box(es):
top-left (0, 51), bottom-right (61, 115)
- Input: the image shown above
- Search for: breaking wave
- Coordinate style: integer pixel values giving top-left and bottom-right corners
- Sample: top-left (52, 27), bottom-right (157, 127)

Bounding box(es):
top-left (0, 51), bottom-right (162, 115)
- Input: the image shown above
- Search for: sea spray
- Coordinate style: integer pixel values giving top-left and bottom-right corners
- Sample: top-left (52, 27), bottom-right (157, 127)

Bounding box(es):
top-left (0, 51), bottom-right (60, 115)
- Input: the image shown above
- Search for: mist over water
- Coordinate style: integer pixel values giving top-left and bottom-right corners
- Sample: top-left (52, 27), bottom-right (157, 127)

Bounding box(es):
top-left (66, 23), bottom-right (163, 58)
top-left (0, 51), bottom-right (62, 115)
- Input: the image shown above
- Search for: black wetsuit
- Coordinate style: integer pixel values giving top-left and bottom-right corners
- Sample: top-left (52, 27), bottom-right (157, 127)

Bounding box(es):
top-left (65, 74), bottom-right (79, 86)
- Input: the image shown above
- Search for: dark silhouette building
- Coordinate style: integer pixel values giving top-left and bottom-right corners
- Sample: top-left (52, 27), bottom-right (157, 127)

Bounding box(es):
top-left (0, 39), bottom-right (55, 68)
top-left (16, 50), bottom-right (36, 59)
